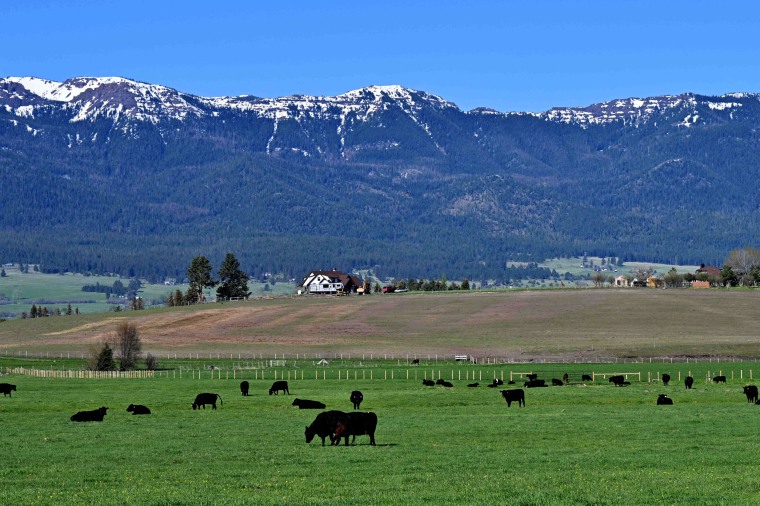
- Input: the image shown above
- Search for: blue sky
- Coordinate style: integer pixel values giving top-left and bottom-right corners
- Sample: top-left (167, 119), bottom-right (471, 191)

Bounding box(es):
top-left (3, 0), bottom-right (760, 112)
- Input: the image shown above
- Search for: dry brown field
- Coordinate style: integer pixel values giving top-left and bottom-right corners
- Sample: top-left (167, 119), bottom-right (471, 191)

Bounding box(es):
top-left (1, 289), bottom-right (760, 360)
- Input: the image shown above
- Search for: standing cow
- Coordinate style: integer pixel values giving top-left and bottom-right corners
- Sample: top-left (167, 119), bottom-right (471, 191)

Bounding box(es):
top-left (0, 383), bottom-right (17, 397)
top-left (305, 410), bottom-right (348, 446)
top-left (269, 380), bottom-right (289, 395)
top-left (333, 412), bottom-right (378, 446)
top-left (501, 389), bottom-right (525, 407)
top-left (713, 376), bottom-right (727, 383)
top-left (350, 391), bottom-right (363, 409)
top-left (609, 375), bottom-right (626, 386)
top-left (240, 381), bottom-right (250, 396)
top-left (685, 376), bottom-right (694, 389)
top-left (662, 373), bottom-right (671, 386)
top-left (743, 385), bottom-right (758, 403)
top-left (192, 393), bottom-right (223, 410)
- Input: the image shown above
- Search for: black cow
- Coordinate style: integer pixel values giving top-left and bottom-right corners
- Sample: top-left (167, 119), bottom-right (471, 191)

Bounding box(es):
top-left (609, 375), bottom-right (626, 386)
top-left (662, 373), bottom-right (671, 386)
top-left (582, 374), bottom-right (593, 382)
top-left (333, 412), bottom-right (378, 446)
top-left (467, 382), bottom-right (479, 388)
top-left (126, 404), bottom-right (151, 415)
top-left (524, 379), bottom-right (547, 388)
top-left (411, 359), bottom-right (420, 365)
top-left (305, 410), bottom-right (348, 446)
top-left (0, 383), bottom-right (17, 397)
top-left (192, 392), bottom-right (222, 410)
top-left (684, 376), bottom-right (694, 389)
top-left (292, 398), bottom-right (326, 409)
top-left (438, 380), bottom-right (454, 388)
top-left (269, 380), bottom-right (289, 395)
top-left (657, 394), bottom-right (673, 405)
top-left (743, 385), bottom-right (758, 403)
top-left (562, 373), bottom-right (569, 384)
top-left (507, 380), bottom-right (516, 385)
top-left (526, 373), bottom-right (538, 381)
top-left (713, 376), bottom-right (727, 383)
top-left (240, 381), bottom-right (250, 396)
top-left (422, 379), bottom-right (435, 386)
top-left (552, 378), bottom-right (564, 386)
top-left (350, 390), bottom-right (363, 409)
top-left (501, 389), bottom-right (525, 407)
top-left (71, 406), bottom-right (108, 422)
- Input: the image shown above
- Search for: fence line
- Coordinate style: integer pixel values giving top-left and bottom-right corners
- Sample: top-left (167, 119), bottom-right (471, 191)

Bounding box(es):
top-left (2, 348), bottom-right (759, 365)
top-left (4, 367), bottom-right (754, 382)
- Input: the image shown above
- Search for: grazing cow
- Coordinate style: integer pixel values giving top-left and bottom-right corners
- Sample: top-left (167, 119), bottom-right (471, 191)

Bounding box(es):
top-left (685, 376), bottom-right (694, 389)
top-left (656, 394), bottom-right (673, 405)
top-left (411, 359), bottom-right (420, 365)
top-left (609, 375), bottom-right (626, 386)
top-left (552, 378), bottom-right (564, 386)
top-left (333, 412), bottom-right (378, 446)
top-left (71, 406), bottom-right (108, 422)
top-left (501, 389), bottom-right (525, 407)
top-left (192, 392), bottom-right (223, 410)
top-left (305, 410), bottom-right (348, 446)
top-left (269, 380), bottom-right (289, 395)
top-left (126, 404), bottom-right (151, 415)
top-left (662, 373), bottom-right (671, 386)
top-left (422, 379), bottom-right (435, 386)
top-left (0, 383), bottom-right (17, 397)
top-left (292, 398), bottom-right (326, 409)
top-left (240, 381), bottom-right (250, 396)
top-left (350, 390), bottom-right (363, 409)
top-left (467, 382), bottom-right (479, 388)
top-left (743, 385), bottom-right (758, 403)
top-left (526, 373), bottom-right (538, 381)
top-left (582, 374), bottom-right (593, 382)
top-left (713, 376), bottom-right (727, 384)
top-left (524, 379), bottom-right (547, 388)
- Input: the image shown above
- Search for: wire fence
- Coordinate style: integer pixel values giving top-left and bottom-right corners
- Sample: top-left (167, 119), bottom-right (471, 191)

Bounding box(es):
top-left (4, 366), bottom-right (753, 383)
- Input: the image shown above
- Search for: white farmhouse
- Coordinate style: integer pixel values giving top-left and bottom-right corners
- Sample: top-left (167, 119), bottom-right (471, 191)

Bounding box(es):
top-left (301, 269), bottom-right (362, 295)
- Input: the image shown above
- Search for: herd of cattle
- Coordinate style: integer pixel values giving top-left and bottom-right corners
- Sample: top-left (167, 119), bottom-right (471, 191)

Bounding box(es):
top-left (1, 371), bottom-right (757, 443)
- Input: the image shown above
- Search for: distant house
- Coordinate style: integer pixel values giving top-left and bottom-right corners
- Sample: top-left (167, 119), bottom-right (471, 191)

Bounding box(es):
top-left (164, 278), bottom-right (176, 286)
top-left (302, 269), bottom-right (362, 295)
top-left (691, 281), bottom-right (711, 288)
top-left (696, 264), bottom-right (721, 278)
top-left (614, 276), bottom-right (629, 287)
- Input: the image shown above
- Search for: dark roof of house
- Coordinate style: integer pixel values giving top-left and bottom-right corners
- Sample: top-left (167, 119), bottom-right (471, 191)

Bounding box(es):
top-left (696, 265), bottom-right (721, 276)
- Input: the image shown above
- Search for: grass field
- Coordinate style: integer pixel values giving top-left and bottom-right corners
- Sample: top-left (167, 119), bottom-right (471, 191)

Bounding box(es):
top-left (3, 288), bottom-right (760, 504)
top-left (1, 289), bottom-right (760, 361)
top-left (2, 361), bottom-right (760, 505)
top-left (0, 268), bottom-right (296, 317)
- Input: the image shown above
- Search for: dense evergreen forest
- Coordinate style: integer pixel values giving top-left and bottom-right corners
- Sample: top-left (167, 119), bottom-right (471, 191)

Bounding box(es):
top-left (1, 79), bottom-right (757, 283)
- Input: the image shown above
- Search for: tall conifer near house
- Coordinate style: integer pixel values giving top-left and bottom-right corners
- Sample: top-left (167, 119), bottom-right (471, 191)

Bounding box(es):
top-left (216, 253), bottom-right (250, 300)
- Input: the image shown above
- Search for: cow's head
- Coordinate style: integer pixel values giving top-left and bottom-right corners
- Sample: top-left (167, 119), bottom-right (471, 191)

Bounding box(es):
top-left (192, 403), bottom-right (197, 410)
top-left (127, 404), bottom-right (135, 412)
top-left (305, 426), bottom-right (316, 443)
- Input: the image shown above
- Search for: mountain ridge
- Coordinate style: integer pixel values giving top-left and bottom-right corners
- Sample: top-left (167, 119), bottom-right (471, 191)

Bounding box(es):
top-left (1, 76), bottom-right (759, 281)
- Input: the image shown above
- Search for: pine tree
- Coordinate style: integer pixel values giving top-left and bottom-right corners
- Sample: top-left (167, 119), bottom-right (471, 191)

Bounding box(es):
top-left (216, 252), bottom-right (250, 300)
top-left (95, 343), bottom-right (116, 371)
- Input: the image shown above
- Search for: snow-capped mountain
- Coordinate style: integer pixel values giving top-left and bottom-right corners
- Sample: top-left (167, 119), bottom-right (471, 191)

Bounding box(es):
top-left (2, 76), bottom-right (760, 280)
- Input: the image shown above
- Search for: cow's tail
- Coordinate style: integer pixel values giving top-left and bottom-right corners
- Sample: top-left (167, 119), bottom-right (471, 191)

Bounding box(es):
top-left (217, 394), bottom-right (223, 406)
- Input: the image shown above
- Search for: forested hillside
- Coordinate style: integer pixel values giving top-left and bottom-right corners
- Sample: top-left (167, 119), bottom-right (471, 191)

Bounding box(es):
top-left (1, 78), bottom-right (758, 282)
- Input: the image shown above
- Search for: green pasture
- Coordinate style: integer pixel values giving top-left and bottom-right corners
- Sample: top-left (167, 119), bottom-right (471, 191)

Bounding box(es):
top-left (2, 360), bottom-right (760, 505)
top-left (538, 257), bottom-right (700, 279)
top-left (0, 269), bottom-right (296, 317)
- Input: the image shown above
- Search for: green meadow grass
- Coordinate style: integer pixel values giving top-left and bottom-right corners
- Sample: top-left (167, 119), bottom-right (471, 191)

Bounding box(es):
top-left (2, 362), bottom-right (760, 505)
